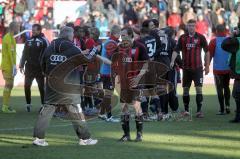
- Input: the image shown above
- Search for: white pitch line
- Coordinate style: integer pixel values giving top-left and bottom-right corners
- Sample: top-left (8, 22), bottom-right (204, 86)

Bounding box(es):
top-left (0, 120), bottom-right (105, 132)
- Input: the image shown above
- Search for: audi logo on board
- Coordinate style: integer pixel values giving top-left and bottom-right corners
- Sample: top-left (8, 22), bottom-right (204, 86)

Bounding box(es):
top-left (50, 55), bottom-right (67, 63)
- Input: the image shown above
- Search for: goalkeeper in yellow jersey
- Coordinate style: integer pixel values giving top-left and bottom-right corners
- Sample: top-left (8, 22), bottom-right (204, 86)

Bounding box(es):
top-left (1, 22), bottom-right (19, 113)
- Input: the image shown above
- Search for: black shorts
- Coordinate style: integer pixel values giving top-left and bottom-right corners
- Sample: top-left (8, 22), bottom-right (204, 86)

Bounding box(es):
top-left (232, 79), bottom-right (240, 99)
top-left (182, 68), bottom-right (203, 88)
top-left (120, 89), bottom-right (141, 104)
top-left (101, 76), bottom-right (113, 90)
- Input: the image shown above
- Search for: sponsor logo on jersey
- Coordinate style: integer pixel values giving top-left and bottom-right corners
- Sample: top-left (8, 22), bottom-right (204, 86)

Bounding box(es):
top-left (122, 57), bottom-right (133, 63)
top-left (186, 43), bottom-right (196, 49)
top-left (50, 55), bottom-right (67, 65)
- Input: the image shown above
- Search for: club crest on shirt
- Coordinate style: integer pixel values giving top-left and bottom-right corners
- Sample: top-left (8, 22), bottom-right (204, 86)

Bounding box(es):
top-left (194, 39), bottom-right (198, 44)
top-left (131, 48), bottom-right (136, 55)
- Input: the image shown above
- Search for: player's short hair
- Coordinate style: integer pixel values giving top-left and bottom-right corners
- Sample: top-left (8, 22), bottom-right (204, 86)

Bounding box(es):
top-left (9, 21), bottom-right (18, 32)
top-left (216, 24), bottom-right (226, 33)
top-left (74, 25), bottom-right (81, 32)
top-left (90, 27), bottom-right (100, 38)
top-left (140, 27), bottom-right (149, 35)
top-left (66, 22), bottom-right (74, 29)
top-left (151, 19), bottom-right (159, 27)
top-left (187, 19), bottom-right (196, 24)
top-left (83, 25), bottom-right (90, 37)
top-left (121, 26), bottom-right (134, 38)
top-left (142, 19), bottom-right (151, 28)
top-left (32, 24), bottom-right (42, 31)
top-left (165, 26), bottom-right (176, 37)
top-left (110, 25), bottom-right (121, 36)
top-left (59, 26), bottom-right (74, 40)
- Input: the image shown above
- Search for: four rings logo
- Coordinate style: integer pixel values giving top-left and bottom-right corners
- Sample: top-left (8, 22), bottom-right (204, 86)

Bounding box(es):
top-left (50, 55), bottom-right (67, 64)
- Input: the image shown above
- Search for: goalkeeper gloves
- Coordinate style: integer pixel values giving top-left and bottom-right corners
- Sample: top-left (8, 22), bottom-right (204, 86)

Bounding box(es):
top-left (12, 65), bottom-right (17, 77)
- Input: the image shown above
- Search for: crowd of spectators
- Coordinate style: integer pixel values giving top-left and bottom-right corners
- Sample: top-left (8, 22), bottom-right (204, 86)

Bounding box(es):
top-left (86, 0), bottom-right (240, 39)
top-left (1, 0), bottom-right (240, 42)
top-left (0, 0), bottom-right (54, 42)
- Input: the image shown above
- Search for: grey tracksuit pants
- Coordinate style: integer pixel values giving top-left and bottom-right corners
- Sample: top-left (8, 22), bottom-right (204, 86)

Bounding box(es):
top-left (33, 104), bottom-right (91, 139)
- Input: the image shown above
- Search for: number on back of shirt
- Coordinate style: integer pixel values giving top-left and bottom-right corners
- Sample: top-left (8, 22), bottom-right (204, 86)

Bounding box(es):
top-left (146, 42), bottom-right (156, 57)
top-left (160, 35), bottom-right (168, 51)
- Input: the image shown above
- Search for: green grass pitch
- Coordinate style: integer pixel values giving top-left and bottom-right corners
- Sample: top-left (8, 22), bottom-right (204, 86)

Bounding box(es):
top-left (0, 85), bottom-right (240, 159)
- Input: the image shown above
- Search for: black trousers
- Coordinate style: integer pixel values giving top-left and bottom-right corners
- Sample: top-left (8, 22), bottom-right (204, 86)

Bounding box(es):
top-left (214, 74), bottom-right (230, 112)
top-left (232, 79), bottom-right (240, 120)
top-left (99, 76), bottom-right (113, 117)
top-left (24, 68), bottom-right (45, 104)
top-left (161, 69), bottom-right (179, 114)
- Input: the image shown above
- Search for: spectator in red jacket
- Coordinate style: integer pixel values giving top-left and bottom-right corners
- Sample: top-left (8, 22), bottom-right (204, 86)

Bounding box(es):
top-left (196, 14), bottom-right (209, 37)
top-left (167, 7), bottom-right (181, 31)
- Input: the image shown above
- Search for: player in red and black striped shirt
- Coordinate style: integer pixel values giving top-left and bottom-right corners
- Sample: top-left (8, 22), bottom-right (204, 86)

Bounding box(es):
top-left (111, 27), bottom-right (149, 142)
top-left (171, 19), bottom-right (210, 118)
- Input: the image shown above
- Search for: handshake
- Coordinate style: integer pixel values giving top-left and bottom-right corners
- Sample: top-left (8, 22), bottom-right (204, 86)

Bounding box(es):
top-left (82, 45), bottom-right (101, 60)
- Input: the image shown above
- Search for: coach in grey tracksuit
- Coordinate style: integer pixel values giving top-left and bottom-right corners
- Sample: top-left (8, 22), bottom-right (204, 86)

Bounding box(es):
top-left (33, 26), bottom-right (98, 140)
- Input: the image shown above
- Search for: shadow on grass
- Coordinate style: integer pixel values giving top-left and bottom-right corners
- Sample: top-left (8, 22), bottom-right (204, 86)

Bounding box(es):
top-left (0, 94), bottom-right (239, 159)
top-left (0, 137), bottom-right (238, 159)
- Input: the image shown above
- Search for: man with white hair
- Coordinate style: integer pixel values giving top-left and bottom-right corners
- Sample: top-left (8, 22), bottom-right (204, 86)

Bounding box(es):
top-left (33, 26), bottom-right (99, 146)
